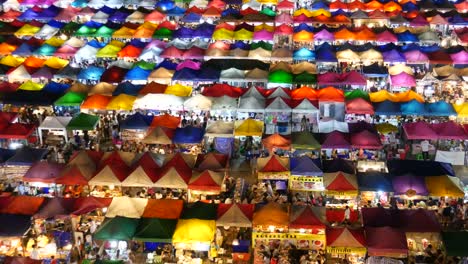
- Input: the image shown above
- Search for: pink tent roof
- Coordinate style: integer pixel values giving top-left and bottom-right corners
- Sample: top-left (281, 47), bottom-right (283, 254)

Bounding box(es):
top-left (275, 24), bottom-right (293, 35)
top-left (176, 60), bottom-right (201, 71)
top-left (275, 13), bottom-right (293, 24)
top-left (277, 0), bottom-right (295, 10)
top-left (429, 15), bottom-right (448, 25)
top-left (253, 29), bottom-right (273, 40)
top-left (54, 45), bottom-right (78, 58)
top-left (314, 29), bottom-right (335, 41)
top-left (390, 72), bottom-right (416, 87)
top-left (145, 11), bottom-right (166, 22)
top-left (343, 71), bottom-right (367, 86)
top-left (183, 47), bottom-right (205, 59)
top-left (376, 30), bottom-right (397, 42)
top-left (208, 0), bottom-right (226, 9)
top-left (404, 50), bottom-right (428, 63)
top-left (346, 98), bottom-right (374, 115)
top-left (322, 131), bottom-right (350, 149)
top-left (160, 46), bottom-right (184, 58)
top-left (351, 130), bottom-right (382, 149)
top-left (431, 121), bottom-right (468, 140)
top-left (403, 121), bottom-right (438, 140)
top-left (450, 50), bottom-right (468, 65)
top-left (410, 14), bottom-right (429, 26)
top-left (54, 7), bottom-right (79, 21)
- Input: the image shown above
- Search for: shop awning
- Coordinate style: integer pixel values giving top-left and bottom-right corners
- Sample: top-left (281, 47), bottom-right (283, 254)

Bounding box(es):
top-left (105, 197), bottom-right (148, 218)
top-left (425, 175), bottom-right (465, 198)
top-left (142, 199), bottom-right (183, 219)
top-left (216, 203), bottom-right (254, 227)
top-left (172, 219), bottom-right (216, 244)
top-left (94, 216), bottom-right (139, 241)
top-left (134, 218), bottom-right (178, 242)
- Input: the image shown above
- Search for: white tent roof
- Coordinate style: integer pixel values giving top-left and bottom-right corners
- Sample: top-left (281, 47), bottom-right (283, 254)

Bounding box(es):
top-left (64, 37), bottom-right (86, 48)
top-left (88, 0), bottom-right (123, 8)
top-left (39, 116), bottom-right (72, 130)
top-left (139, 47), bottom-right (164, 61)
top-left (108, 60), bottom-right (134, 69)
top-left (35, 25), bottom-right (60, 39)
top-left (205, 120), bottom-right (234, 138)
top-left (189, 0), bottom-right (208, 8)
top-left (121, 166), bottom-right (154, 187)
top-left (318, 120), bottom-right (349, 133)
top-left (216, 204), bottom-right (252, 227)
top-left (8, 65), bottom-right (31, 82)
top-left (133, 94), bottom-right (185, 110)
top-left (91, 11), bottom-right (110, 23)
top-left (139, 0), bottom-right (157, 7)
top-left (241, 87), bottom-right (265, 99)
top-left (242, 0), bottom-right (261, 10)
top-left (105, 197), bottom-right (148, 218)
top-left (89, 166), bottom-right (122, 186)
top-left (74, 45), bottom-right (99, 62)
top-left (265, 97), bottom-right (292, 112)
top-left (183, 94), bottom-right (212, 111)
top-left (126, 11), bottom-right (146, 23)
top-left (268, 88), bottom-right (291, 99)
top-left (293, 99), bottom-right (319, 114)
top-left (2, 0), bottom-right (20, 11)
top-left (154, 167), bottom-right (188, 189)
top-left (238, 96), bottom-right (265, 112)
top-left (210, 96), bottom-right (238, 111)
top-left (220, 68), bottom-right (245, 80)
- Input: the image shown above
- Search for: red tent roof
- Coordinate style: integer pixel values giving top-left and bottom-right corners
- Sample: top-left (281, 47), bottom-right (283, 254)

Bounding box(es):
top-left (55, 165), bottom-right (90, 185)
top-left (289, 205), bottom-right (325, 230)
top-left (98, 151), bottom-right (127, 169)
top-left (217, 203), bottom-right (254, 220)
top-left (327, 228), bottom-right (366, 247)
top-left (346, 98), bottom-right (374, 115)
top-left (189, 170), bottom-right (223, 191)
top-left (259, 155), bottom-right (288, 172)
top-left (71, 197), bottom-right (112, 215)
top-left (3, 257), bottom-right (42, 264)
top-left (0, 123), bottom-right (35, 139)
top-left (202, 83), bottom-right (243, 98)
top-left (24, 161), bottom-right (65, 183)
top-left (150, 113), bottom-right (180, 129)
top-left (0, 196), bottom-right (45, 215)
top-left (327, 172), bottom-right (357, 191)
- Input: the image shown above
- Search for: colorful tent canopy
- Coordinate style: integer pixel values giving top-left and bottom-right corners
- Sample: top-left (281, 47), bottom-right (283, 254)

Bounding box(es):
top-left (105, 197), bottom-right (148, 218)
top-left (172, 219), bottom-right (216, 244)
top-left (94, 216), bottom-right (139, 241)
top-left (290, 156), bottom-right (322, 176)
top-left (134, 218), bottom-right (177, 242)
top-left (327, 228), bottom-right (366, 248)
top-left (289, 205), bottom-right (325, 230)
top-left (66, 113), bottom-right (99, 130)
top-left (253, 202), bottom-right (289, 229)
top-left (23, 161), bottom-right (64, 183)
top-left (216, 203), bottom-right (254, 227)
top-left (425, 175), bottom-right (465, 198)
top-left (365, 227), bottom-right (408, 258)
top-left (141, 199), bottom-right (183, 219)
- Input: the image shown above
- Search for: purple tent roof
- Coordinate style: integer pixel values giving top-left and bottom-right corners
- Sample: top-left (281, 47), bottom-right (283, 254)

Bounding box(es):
top-left (450, 50), bottom-right (468, 64)
top-left (253, 29), bottom-right (273, 40)
top-left (410, 15), bottom-right (429, 26)
top-left (376, 30), bottom-right (397, 42)
top-left (290, 156), bottom-right (323, 176)
top-left (314, 29), bottom-right (335, 41)
top-left (322, 131), bottom-right (350, 149)
top-left (390, 72), bottom-right (416, 87)
top-left (392, 174), bottom-right (429, 196)
top-left (176, 60), bottom-right (201, 71)
top-left (31, 66), bottom-right (54, 79)
top-left (383, 49), bottom-right (406, 62)
top-left (404, 50), bottom-right (429, 63)
top-left (362, 208), bottom-right (441, 232)
top-left (403, 121), bottom-right (438, 140)
top-left (350, 130), bottom-right (382, 149)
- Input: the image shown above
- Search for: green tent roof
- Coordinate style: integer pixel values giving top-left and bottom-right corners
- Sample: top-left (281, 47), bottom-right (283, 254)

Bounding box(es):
top-left (268, 70), bottom-right (293, 84)
top-left (133, 218), bottom-right (177, 242)
top-left (293, 72), bottom-right (317, 84)
top-left (54, 92), bottom-right (86, 106)
top-left (251, 41), bottom-right (273, 51)
top-left (75, 25), bottom-right (97, 36)
top-left (442, 232), bottom-right (468, 257)
top-left (153, 28), bottom-right (173, 39)
top-left (260, 7), bottom-right (276, 17)
top-left (291, 131), bottom-right (321, 150)
top-left (94, 217), bottom-right (139, 241)
top-left (61, 22), bottom-right (80, 33)
top-left (180, 202), bottom-right (218, 220)
top-left (66, 113), bottom-right (99, 130)
top-left (134, 61), bottom-right (155, 70)
top-left (345, 89), bottom-right (370, 101)
top-left (94, 26), bottom-right (115, 37)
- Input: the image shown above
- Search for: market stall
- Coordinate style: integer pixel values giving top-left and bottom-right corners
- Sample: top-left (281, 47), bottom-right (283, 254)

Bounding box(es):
top-left (326, 228), bottom-right (366, 264)
top-left (289, 156), bottom-right (324, 193)
top-left (188, 170), bottom-right (225, 202)
top-left (37, 116), bottom-right (72, 145)
top-left (256, 155), bottom-right (290, 192)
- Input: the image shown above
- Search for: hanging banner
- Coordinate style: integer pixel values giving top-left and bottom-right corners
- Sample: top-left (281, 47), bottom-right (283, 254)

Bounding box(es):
top-left (252, 232), bottom-right (326, 249)
top-left (258, 171), bottom-right (290, 180)
top-left (289, 176), bottom-right (324, 191)
top-left (327, 247), bottom-right (367, 256)
top-left (326, 190), bottom-right (358, 198)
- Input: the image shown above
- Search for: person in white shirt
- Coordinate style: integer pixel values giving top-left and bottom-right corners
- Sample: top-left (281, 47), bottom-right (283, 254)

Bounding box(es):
top-left (420, 140), bottom-right (430, 160)
top-left (30, 245), bottom-right (40, 260)
top-left (343, 206), bottom-right (351, 225)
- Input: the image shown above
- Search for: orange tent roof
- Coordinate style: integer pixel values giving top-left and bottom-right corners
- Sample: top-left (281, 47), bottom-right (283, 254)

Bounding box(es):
top-left (253, 202), bottom-right (289, 229)
top-left (291, 86), bottom-right (318, 100)
top-left (133, 27), bottom-right (155, 38)
top-left (141, 199), bottom-right (183, 219)
top-left (262, 133), bottom-right (291, 150)
top-left (117, 45), bottom-right (142, 58)
top-left (293, 30), bottom-right (314, 42)
top-left (81, 94), bottom-right (112, 110)
top-left (383, 1), bottom-right (402, 12)
top-left (318, 87), bottom-right (345, 102)
top-left (150, 113), bottom-right (180, 129)
top-left (334, 28), bottom-right (356, 40)
top-left (330, 0), bottom-right (347, 10)
top-left (313, 14), bottom-right (331, 23)
top-left (215, 22), bottom-right (235, 31)
top-left (365, 0), bottom-right (383, 11)
top-left (203, 6), bottom-right (221, 17)
top-left (0, 43), bottom-right (17, 55)
top-left (23, 57), bottom-right (45, 68)
top-left (139, 82), bottom-right (167, 95)
top-left (333, 14), bottom-right (352, 24)
top-left (354, 26), bottom-right (376, 41)
top-left (395, 90), bottom-right (424, 103)
top-left (348, 0), bottom-right (366, 10)
top-left (0, 196), bottom-right (45, 215)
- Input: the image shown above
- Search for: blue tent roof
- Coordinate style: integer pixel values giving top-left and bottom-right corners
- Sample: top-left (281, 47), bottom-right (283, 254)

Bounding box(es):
top-left (231, 41), bottom-right (250, 50)
top-left (0, 214), bottom-right (32, 237)
top-left (113, 82), bottom-right (143, 96)
top-left (426, 101), bottom-right (457, 116)
top-left (172, 68), bottom-right (197, 81)
top-left (195, 67), bottom-right (220, 82)
top-left (316, 44), bottom-right (337, 62)
top-left (109, 11), bottom-right (130, 22)
top-left (47, 20), bottom-right (65, 29)
top-left (398, 43), bottom-right (420, 53)
top-left (173, 126), bottom-right (205, 144)
top-left (156, 60), bottom-right (178, 70)
top-left (77, 66), bottom-right (105, 81)
top-left (129, 39), bottom-right (147, 49)
top-left (0, 148), bottom-right (16, 164)
top-left (402, 2), bottom-right (418, 11)
top-left (43, 82), bottom-right (70, 94)
top-left (311, 1), bottom-right (329, 10)
top-left (5, 147), bottom-right (48, 166)
top-left (374, 100), bottom-right (401, 116)
top-left (12, 43), bottom-right (33, 56)
top-left (222, 8), bottom-right (240, 17)
top-left (363, 63), bottom-right (388, 77)
top-left (173, 27), bottom-right (195, 38)
top-left (99, 6), bottom-right (115, 15)
top-left (294, 23), bottom-right (314, 33)
top-left (449, 15), bottom-right (468, 26)
top-left (419, 44), bottom-right (440, 53)
top-left (293, 48), bottom-right (315, 60)
top-left (182, 13), bottom-right (202, 23)
top-left (88, 39), bottom-right (108, 48)
top-left (84, 20), bottom-right (103, 29)
top-left (120, 112), bottom-right (153, 130)
top-left (397, 31), bottom-right (418, 43)
top-left (387, 160), bottom-right (454, 176)
top-left (290, 156), bottom-right (323, 176)
top-left (357, 172), bottom-right (394, 192)
top-left (331, 9), bottom-right (348, 16)
top-left (383, 49), bottom-right (406, 63)
top-left (33, 44), bottom-right (57, 56)
top-left (166, 6), bottom-right (186, 16)
top-left (400, 100), bottom-right (428, 115)
top-left (156, 0), bottom-right (175, 11)
top-left (124, 66), bottom-right (151, 81)
top-left (18, 9), bottom-right (40, 20)
top-left (71, 0), bottom-right (88, 7)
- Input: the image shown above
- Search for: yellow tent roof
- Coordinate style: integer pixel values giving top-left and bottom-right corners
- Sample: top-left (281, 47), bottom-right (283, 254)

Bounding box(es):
top-left (44, 37), bottom-right (66, 47)
top-left (369, 90), bottom-right (398, 103)
top-left (44, 57), bottom-right (69, 69)
top-left (234, 118), bottom-right (264, 137)
top-left (254, 23), bottom-right (274, 32)
top-left (252, 202), bottom-right (289, 229)
top-left (112, 27), bottom-right (136, 38)
top-left (310, 8), bottom-right (331, 17)
top-left (453, 103), bottom-right (468, 118)
top-left (172, 219), bottom-right (216, 244)
top-left (293, 8), bottom-right (313, 17)
top-left (165, 83), bottom-right (192, 97)
top-left (395, 90), bottom-right (424, 103)
top-left (212, 28), bottom-right (234, 40)
top-left (234, 28), bottom-right (253, 40)
top-left (96, 44), bottom-right (122, 58)
top-left (106, 94), bottom-right (136, 111)
top-left (337, 49), bottom-right (360, 61)
top-left (15, 24), bottom-right (40, 37)
top-left (425, 175), bottom-right (465, 198)
top-left (0, 55), bottom-right (24, 67)
top-left (388, 64), bottom-right (414, 75)
top-left (18, 80), bottom-right (45, 91)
